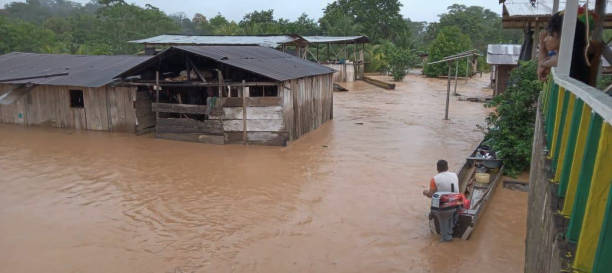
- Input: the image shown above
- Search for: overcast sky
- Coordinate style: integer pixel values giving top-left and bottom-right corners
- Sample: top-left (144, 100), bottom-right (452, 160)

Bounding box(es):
top-left (0, 0), bottom-right (503, 23)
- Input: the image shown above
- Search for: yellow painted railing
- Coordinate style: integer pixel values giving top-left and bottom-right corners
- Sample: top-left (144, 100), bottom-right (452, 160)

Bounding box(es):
top-left (542, 69), bottom-right (612, 273)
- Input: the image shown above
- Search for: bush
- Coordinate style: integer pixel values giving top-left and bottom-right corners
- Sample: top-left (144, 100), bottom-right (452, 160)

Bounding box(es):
top-left (484, 60), bottom-right (541, 176)
top-left (388, 47), bottom-right (417, 81)
top-left (364, 41), bottom-right (417, 80)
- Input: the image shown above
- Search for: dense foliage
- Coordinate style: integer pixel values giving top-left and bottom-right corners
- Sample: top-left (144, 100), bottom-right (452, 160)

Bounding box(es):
top-left (0, 0), bottom-right (517, 76)
top-left (484, 60), bottom-right (542, 176)
top-left (422, 26), bottom-right (472, 77)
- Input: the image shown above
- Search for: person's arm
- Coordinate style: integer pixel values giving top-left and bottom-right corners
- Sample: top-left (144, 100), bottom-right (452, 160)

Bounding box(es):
top-left (538, 31), bottom-right (555, 81)
top-left (422, 178), bottom-right (437, 198)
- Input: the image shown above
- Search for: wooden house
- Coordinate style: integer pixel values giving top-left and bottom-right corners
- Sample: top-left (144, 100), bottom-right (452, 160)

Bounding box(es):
top-left (117, 46), bottom-right (335, 146)
top-left (0, 52), bottom-right (154, 133)
top-left (487, 44), bottom-right (521, 95)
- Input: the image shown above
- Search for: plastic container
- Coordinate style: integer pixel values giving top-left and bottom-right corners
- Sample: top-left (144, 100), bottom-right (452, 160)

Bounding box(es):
top-left (475, 172), bottom-right (491, 184)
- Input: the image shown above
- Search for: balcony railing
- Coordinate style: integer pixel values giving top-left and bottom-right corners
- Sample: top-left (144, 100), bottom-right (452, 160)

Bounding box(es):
top-left (541, 67), bottom-right (611, 273)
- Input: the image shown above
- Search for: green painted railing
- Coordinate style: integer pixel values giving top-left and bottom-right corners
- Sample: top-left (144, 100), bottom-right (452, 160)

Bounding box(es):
top-left (541, 69), bottom-right (612, 273)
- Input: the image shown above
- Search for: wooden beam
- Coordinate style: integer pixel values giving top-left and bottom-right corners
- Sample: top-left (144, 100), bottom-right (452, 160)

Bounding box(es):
top-left (453, 61), bottom-right (459, 96)
top-left (223, 97), bottom-right (282, 107)
top-left (120, 81), bottom-right (278, 87)
top-left (157, 118), bottom-right (223, 134)
top-left (152, 102), bottom-right (208, 114)
top-left (363, 76), bottom-right (395, 90)
top-left (445, 63), bottom-right (451, 120)
top-left (242, 80), bottom-right (247, 144)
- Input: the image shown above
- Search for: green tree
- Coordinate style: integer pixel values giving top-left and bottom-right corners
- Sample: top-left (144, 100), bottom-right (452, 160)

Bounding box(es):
top-left (0, 16), bottom-right (62, 54)
top-left (239, 9), bottom-right (281, 34)
top-left (320, 0), bottom-right (409, 46)
top-left (433, 4), bottom-right (522, 53)
top-left (423, 26), bottom-right (472, 77)
top-left (283, 13), bottom-right (320, 35)
top-left (94, 1), bottom-right (180, 54)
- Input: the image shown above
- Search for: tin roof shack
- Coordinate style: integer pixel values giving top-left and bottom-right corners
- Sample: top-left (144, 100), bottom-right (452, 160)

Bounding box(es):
top-left (0, 53), bottom-right (154, 133)
top-left (487, 44), bottom-right (521, 95)
top-left (130, 35), bottom-right (369, 82)
top-left (118, 46), bottom-right (335, 146)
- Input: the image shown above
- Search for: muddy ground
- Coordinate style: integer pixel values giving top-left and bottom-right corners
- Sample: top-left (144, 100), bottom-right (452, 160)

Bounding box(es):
top-left (0, 72), bottom-right (527, 273)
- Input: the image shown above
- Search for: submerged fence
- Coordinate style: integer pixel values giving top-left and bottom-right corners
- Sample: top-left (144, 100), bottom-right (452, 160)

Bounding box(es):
top-left (541, 69), bottom-right (612, 273)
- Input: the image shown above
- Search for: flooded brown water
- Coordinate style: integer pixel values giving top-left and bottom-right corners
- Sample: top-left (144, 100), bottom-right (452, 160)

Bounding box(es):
top-left (0, 73), bottom-right (527, 273)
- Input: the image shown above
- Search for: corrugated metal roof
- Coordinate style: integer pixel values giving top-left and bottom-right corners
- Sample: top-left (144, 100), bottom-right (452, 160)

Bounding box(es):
top-left (487, 44), bottom-right (522, 65)
top-left (129, 34), bottom-right (300, 48)
top-left (118, 46), bottom-right (335, 82)
top-left (129, 34), bottom-right (370, 47)
top-left (302, 36), bottom-right (369, 44)
top-left (503, 0), bottom-right (612, 17)
top-left (0, 52), bottom-right (151, 87)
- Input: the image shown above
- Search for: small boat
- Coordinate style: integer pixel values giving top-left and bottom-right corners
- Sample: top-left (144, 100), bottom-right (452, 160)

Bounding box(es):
top-left (429, 141), bottom-right (504, 240)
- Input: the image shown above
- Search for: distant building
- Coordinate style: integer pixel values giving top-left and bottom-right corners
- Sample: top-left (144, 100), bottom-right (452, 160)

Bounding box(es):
top-left (487, 44), bottom-right (521, 95)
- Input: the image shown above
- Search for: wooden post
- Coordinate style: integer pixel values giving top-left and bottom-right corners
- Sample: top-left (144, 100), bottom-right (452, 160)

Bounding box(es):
top-left (327, 43), bottom-right (330, 62)
top-left (593, 0), bottom-right (608, 78)
top-left (532, 21), bottom-right (540, 60)
top-left (344, 43), bottom-right (348, 61)
top-left (217, 69), bottom-right (223, 97)
top-left (155, 71), bottom-right (160, 119)
top-left (453, 60), bottom-right (459, 96)
top-left (466, 57), bottom-right (470, 78)
top-left (445, 63), bottom-right (451, 120)
top-left (242, 80), bottom-right (247, 144)
top-left (316, 45), bottom-right (320, 63)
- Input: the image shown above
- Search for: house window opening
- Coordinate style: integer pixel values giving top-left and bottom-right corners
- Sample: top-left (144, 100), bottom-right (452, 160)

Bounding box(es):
top-left (70, 90), bottom-right (84, 108)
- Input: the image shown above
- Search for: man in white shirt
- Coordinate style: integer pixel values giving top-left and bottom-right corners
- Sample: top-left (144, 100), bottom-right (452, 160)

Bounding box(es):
top-left (422, 160), bottom-right (459, 197)
top-left (423, 160), bottom-right (459, 241)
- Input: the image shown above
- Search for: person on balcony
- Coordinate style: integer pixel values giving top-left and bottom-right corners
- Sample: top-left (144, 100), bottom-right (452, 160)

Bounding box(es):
top-left (538, 9), bottom-right (602, 86)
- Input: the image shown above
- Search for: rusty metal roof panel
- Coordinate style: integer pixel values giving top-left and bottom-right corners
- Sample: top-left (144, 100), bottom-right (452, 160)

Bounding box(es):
top-left (177, 46), bottom-right (335, 81)
top-left (0, 52), bottom-right (151, 87)
top-left (503, 1), bottom-right (612, 17)
top-left (487, 44), bottom-right (522, 65)
top-left (302, 36), bottom-right (369, 44)
top-left (129, 34), bottom-right (300, 48)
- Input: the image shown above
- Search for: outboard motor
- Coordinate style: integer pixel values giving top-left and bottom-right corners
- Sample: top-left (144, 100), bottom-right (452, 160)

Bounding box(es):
top-left (428, 191), bottom-right (470, 236)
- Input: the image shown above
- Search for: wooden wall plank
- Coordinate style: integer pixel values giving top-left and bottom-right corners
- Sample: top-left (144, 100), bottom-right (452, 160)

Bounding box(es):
top-left (223, 97), bottom-right (282, 107)
top-left (152, 102), bottom-right (209, 114)
top-left (156, 133), bottom-right (224, 145)
top-left (224, 131), bottom-right (289, 146)
top-left (220, 106), bottom-right (282, 120)
top-left (157, 118), bottom-right (223, 134)
top-left (223, 119), bottom-right (284, 132)
top-left (135, 89), bottom-right (155, 133)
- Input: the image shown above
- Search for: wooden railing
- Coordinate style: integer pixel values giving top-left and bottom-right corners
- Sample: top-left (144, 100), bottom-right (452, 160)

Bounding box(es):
top-left (541, 68), bottom-right (612, 273)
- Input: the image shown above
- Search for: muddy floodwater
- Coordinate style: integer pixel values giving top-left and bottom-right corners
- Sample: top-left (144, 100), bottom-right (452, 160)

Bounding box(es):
top-left (0, 73), bottom-right (527, 273)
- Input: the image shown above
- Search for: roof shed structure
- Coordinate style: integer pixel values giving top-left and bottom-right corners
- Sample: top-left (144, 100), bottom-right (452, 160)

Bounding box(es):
top-left (487, 44), bottom-right (521, 95)
top-left (501, 0), bottom-right (612, 29)
top-left (0, 53), bottom-right (155, 133)
top-left (131, 34), bottom-right (369, 83)
top-left (118, 45), bottom-right (335, 145)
